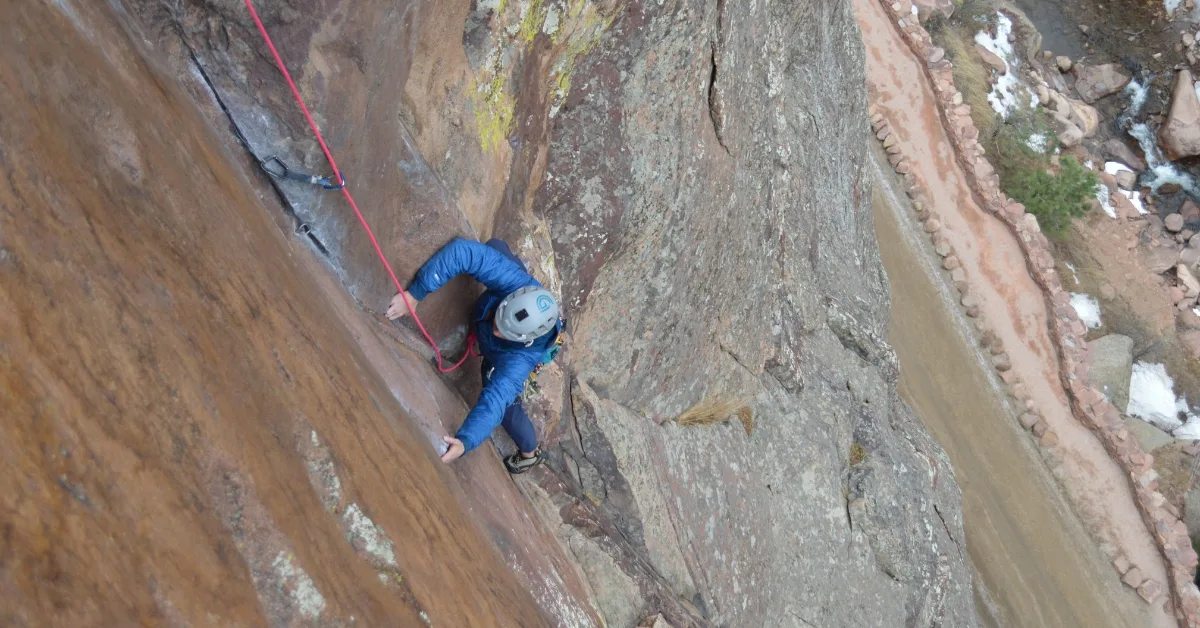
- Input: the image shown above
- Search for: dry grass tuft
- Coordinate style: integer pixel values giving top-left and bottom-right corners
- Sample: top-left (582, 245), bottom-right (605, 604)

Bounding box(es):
top-left (849, 442), bottom-right (868, 466)
top-left (929, 14), bottom-right (999, 138)
top-left (671, 395), bottom-right (751, 430)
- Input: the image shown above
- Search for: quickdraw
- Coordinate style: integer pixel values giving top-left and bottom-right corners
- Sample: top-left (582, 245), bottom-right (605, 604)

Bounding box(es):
top-left (259, 155), bottom-right (346, 191)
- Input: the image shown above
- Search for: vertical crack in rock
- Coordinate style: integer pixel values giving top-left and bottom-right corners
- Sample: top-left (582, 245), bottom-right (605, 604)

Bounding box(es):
top-left (707, 0), bottom-right (729, 155)
top-left (176, 39), bottom-right (331, 257)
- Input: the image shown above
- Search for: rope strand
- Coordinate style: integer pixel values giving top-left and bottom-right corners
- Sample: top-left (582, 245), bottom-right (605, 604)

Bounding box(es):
top-left (242, 0), bottom-right (474, 372)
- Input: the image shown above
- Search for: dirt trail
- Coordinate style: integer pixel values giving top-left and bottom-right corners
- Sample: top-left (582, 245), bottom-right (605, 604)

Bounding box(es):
top-left (872, 151), bottom-right (1151, 627)
top-left (854, 0), bottom-right (1174, 625)
top-left (0, 1), bottom-right (585, 625)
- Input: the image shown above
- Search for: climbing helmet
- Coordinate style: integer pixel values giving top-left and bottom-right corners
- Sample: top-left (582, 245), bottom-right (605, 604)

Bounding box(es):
top-left (494, 286), bottom-right (559, 344)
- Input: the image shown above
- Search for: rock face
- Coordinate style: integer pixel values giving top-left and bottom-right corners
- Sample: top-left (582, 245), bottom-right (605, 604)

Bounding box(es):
top-left (1089, 334), bottom-right (1134, 411)
top-left (536, 0), bottom-right (977, 623)
top-left (1160, 69), bottom-right (1200, 160)
top-left (26, 0), bottom-right (979, 626)
top-left (1073, 63), bottom-right (1131, 103)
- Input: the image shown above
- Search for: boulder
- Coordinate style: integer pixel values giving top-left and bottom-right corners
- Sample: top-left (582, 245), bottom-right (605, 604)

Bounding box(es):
top-left (1168, 213), bottom-right (1186, 232)
top-left (1160, 69), bottom-right (1200, 160)
top-left (1073, 63), bottom-right (1132, 103)
top-left (1037, 84), bottom-right (1050, 106)
top-left (1183, 330), bottom-right (1200, 359)
top-left (1114, 193), bottom-right (1141, 220)
top-left (1101, 139), bottom-right (1148, 171)
top-left (1089, 334), bottom-right (1134, 411)
top-left (1123, 418), bottom-right (1174, 452)
top-left (1116, 169), bottom-right (1137, 190)
top-left (1056, 55), bottom-right (1072, 72)
top-left (912, 0), bottom-right (954, 21)
top-left (1184, 199), bottom-right (1200, 222)
top-left (1057, 123), bottom-right (1084, 148)
top-left (1099, 171), bottom-right (1118, 195)
top-left (1066, 97), bottom-right (1101, 137)
top-left (1144, 247), bottom-right (1180, 273)
top-left (1181, 263), bottom-right (1200, 297)
top-left (975, 44), bottom-right (1007, 74)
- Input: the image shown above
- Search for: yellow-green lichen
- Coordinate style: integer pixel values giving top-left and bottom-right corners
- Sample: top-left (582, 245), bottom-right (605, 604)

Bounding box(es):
top-left (470, 61), bottom-right (516, 153)
top-left (548, 8), bottom-right (613, 115)
top-left (518, 0), bottom-right (546, 43)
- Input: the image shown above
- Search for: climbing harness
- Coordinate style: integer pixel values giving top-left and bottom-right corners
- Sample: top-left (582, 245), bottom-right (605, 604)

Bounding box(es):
top-left (241, 0), bottom-right (474, 373)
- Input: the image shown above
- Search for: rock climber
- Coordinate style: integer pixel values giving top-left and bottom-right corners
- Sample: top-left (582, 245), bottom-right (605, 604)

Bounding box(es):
top-left (386, 237), bottom-right (562, 474)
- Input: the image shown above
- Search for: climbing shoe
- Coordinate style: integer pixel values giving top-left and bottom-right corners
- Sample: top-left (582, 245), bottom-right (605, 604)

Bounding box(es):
top-left (504, 450), bottom-right (543, 474)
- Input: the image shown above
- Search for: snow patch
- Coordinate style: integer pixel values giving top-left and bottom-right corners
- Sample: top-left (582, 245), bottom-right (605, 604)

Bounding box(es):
top-left (1026, 132), bottom-right (1050, 153)
top-left (1103, 161), bottom-right (1147, 214)
top-left (1128, 362), bottom-right (1185, 431)
top-left (975, 14), bottom-right (1031, 118)
top-left (1069, 293), bottom-right (1102, 328)
top-left (1066, 262), bottom-right (1080, 285)
top-left (1094, 183), bottom-right (1117, 218)
top-left (1175, 413), bottom-right (1200, 440)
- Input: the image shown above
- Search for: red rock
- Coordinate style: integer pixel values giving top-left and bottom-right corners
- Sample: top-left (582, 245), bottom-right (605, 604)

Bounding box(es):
top-left (1121, 567), bottom-right (1145, 588)
top-left (1137, 579), bottom-right (1163, 603)
top-left (1113, 555), bottom-right (1132, 574)
top-left (992, 353), bottom-right (1012, 371)
top-left (1040, 431), bottom-right (1059, 447)
top-left (942, 255), bottom-right (960, 270)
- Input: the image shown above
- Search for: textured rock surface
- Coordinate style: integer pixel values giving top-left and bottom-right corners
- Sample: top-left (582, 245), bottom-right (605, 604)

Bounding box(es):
top-left (1073, 62), bottom-right (1132, 104)
top-left (1, 2), bottom-right (571, 625)
top-left (1125, 418), bottom-right (1176, 453)
top-left (1090, 334), bottom-right (1135, 411)
top-left (536, 0), bottom-right (977, 624)
top-left (1161, 69), bottom-right (1200, 160)
top-left (15, 0), bottom-right (979, 625)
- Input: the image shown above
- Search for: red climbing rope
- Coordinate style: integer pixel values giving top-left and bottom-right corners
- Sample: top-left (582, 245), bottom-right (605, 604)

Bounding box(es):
top-left (242, 0), bottom-right (476, 372)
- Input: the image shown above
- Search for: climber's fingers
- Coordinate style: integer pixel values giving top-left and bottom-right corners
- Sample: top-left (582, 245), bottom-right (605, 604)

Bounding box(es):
top-left (440, 436), bottom-right (465, 463)
top-left (386, 291), bottom-right (413, 320)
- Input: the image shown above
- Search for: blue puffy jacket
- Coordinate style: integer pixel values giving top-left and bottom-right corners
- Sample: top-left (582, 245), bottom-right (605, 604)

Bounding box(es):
top-left (408, 238), bottom-right (558, 453)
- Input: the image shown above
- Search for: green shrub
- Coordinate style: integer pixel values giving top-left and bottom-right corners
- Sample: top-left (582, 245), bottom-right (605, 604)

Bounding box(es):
top-left (1005, 157), bottom-right (1098, 236)
top-left (990, 108), bottom-right (1052, 171)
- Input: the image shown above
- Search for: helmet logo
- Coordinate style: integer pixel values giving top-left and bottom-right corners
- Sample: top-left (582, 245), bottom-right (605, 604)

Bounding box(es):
top-left (536, 295), bottom-right (553, 313)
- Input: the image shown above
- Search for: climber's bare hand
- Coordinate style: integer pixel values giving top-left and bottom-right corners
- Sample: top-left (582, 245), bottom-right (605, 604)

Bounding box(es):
top-left (440, 436), bottom-right (465, 463)
top-left (386, 291), bottom-right (414, 320)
